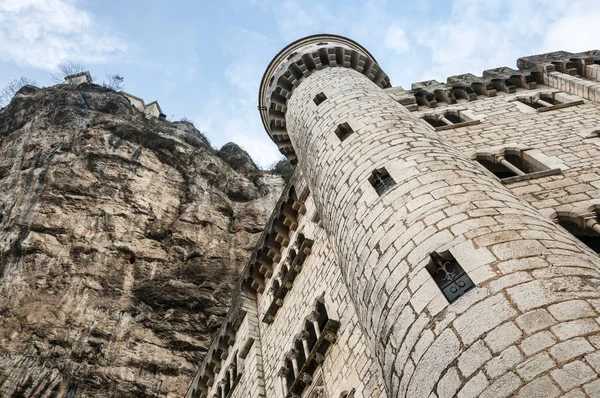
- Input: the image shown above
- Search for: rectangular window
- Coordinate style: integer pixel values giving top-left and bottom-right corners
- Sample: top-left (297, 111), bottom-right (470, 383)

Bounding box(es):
top-left (369, 168), bottom-right (396, 196)
top-left (427, 251), bottom-right (475, 303)
top-left (516, 91), bottom-right (583, 112)
top-left (335, 122), bottom-right (354, 141)
top-left (313, 92), bottom-right (327, 106)
top-left (422, 110), bottom-right (480, 131)
top-left (474, 149), bottom-right (561, 183)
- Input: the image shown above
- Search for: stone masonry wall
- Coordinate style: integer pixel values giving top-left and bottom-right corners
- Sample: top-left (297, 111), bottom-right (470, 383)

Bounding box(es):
top-left (258, 190), bottom-right (387, 397)
top-left (285, 65), bottom-right (600, 398)
top-left (413, 85), bottom-right (600, 220)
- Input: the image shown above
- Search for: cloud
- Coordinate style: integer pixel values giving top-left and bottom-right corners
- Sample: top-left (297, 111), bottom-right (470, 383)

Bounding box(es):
top-left (384, 25), bottom-right (410, 54)
top-left (413, 0), bottom-right (600, 84)
top-left (0, 0), bottom-right (127, 71)
top-left (538, 2), bottom-right (600, 53)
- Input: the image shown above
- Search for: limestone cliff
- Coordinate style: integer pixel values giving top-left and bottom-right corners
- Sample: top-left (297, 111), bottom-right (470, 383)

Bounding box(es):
top-left (0, 84), bottom-right (285, 397)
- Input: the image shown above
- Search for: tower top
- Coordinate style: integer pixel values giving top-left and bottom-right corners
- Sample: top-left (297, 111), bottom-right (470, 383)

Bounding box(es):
top-left (258, 34), bottom-right (391, 163)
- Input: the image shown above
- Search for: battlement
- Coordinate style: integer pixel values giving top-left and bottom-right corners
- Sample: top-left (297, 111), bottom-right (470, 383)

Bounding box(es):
top-left (387, 50), bottom-right (600, 111)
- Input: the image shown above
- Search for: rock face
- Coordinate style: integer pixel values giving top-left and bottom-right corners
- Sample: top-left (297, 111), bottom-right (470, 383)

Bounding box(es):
top-left (217, 142), bottom-right (259, 177)
top-left (0, 84), bottom-right (284, 397)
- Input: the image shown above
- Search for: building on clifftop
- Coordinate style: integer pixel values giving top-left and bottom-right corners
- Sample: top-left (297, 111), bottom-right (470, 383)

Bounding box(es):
top-left (186, 34), bottom-right (600, 398)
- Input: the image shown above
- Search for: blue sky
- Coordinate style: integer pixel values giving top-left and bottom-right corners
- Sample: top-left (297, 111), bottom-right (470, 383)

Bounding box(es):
top-left (0, 0), bottom-right (598, 167)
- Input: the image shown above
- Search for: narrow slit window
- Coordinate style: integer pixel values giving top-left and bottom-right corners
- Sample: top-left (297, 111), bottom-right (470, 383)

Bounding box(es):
top-left (335, 122), bottom-right (354, 141)
top-left (369, 168), bottom-right (396, 196)
top-left (304, 319), bottom-right (317, 352)
top-left (285, 359), bottom-right (295, 388)
top-left (427, 251), bottom-right (475, 303)
top-left (315, 300), bottom-right (329, 334)
top-left (313, 92), bottom-right (327, 106)
top-left (294, 339), bottom-right (307, 369)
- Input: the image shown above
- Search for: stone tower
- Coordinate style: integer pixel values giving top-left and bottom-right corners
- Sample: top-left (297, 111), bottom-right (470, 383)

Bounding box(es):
top-left (257, 35), bottom-right (600, 396)
top-left (187, 35), bottom-right (600, 398)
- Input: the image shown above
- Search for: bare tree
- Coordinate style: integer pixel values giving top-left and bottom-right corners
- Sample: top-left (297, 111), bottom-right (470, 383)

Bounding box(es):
top-left (50, 61), bottom-right (87, 83)
top-left (0, 77), bottom-right (37, 107)
top-left (102, 74), bottom-right (125, 91)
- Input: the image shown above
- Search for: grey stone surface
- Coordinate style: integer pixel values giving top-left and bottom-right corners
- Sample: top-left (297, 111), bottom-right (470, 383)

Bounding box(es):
top-left (187, 34), bottom-right (600, 398)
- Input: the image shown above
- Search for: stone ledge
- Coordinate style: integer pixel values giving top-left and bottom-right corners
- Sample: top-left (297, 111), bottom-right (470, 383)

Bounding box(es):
top-left (435, 119), bottom-right (482, 131)
top-left (501, 168), bottom-right (562, 184)
top-left (536, 100), bottom-right (584, 112)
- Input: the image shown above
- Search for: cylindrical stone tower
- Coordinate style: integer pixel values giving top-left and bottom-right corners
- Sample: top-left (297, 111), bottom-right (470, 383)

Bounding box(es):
top-left (260, 35), bottom-right (600, 397)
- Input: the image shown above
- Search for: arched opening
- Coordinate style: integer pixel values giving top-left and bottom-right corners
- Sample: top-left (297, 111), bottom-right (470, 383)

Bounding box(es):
top-left (286, 358), bottom-right (295, 387)
top-left (557, 217), bottom-right (600, 254)
top-left (305, 319), bottom-right (318, 352)
top-left (315, 300), bottom-right (329, 334)
top-left (294, 339), bottom-right (307, 370)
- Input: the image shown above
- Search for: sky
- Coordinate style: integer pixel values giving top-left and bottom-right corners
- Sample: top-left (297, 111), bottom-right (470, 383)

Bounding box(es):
top-left (0, 0), bottom-right (598, 168)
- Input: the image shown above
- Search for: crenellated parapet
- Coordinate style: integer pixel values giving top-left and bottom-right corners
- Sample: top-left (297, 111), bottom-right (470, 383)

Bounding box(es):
top-left (398, 66), bottom-right (539, 110)
top-left (517, 49), bottom-right (600, 75)
top-left (398, 50), bottom-right (600, 111)
top-left (259, 34), bottom-right (391, 163)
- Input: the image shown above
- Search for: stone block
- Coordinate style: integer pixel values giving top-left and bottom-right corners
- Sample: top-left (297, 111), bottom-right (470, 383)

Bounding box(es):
top-left (458, 340), bottom-right (492, 377)
top-left (520, 331), bottom-right (556, 356)
top-left (484, 322), bottom-right (522, 353)
top-left (583, 379), bottom-right (600, 397)
top-left (548, 300), bottom-right (596, 321)
top-left (551, 318), bottom-right (600, 341)
top-left (406, 329), bottom-right (461, 397)
top-left (549, 337), bottom-right (595, 362)
top-left (516, 309), bottom-right (557, 334)
top-left (585, 350), bottom-right (600, 373)
top-left (497, 257), bottom-right (549, 274)
top-left (437, 367), bottom-right (461, 398)
top-left (457, 371), bottom-right (489, 398)
top-left (515, 376), bottom-right (561, 398)
top-left (561, 389), bottom-right (586, 398)
top-left (480, 372), bottom-right (521, 398)
top-left (551, 360), bottom-right (596, 391)
top-left (485, 346), bottom-right (524, 379)
top-left (516, 352), bottom-right (556, 381)
top-left (491, 240), bottom-right (549, 260)
top-left (489, 272), bottom-right (533, 294)
top-left (453, 294), bottom-right (517, 345)
top-left (507, 281), bottom-right (558, 312)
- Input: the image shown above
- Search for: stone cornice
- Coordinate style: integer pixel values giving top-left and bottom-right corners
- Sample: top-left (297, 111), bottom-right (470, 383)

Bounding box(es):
top-left (259, 34), bottom-right (391, 163)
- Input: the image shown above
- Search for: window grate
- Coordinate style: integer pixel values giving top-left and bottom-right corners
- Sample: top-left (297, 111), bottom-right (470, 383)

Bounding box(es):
top-left (369, 168), bottom-right (396, 196)
top-left (428, 252), bottom-right (475, 303)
